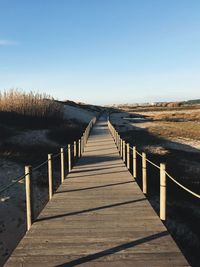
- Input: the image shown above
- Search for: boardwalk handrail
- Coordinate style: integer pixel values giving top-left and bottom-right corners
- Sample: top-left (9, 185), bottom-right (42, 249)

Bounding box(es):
top-left (131, 145), bottom-right (200, 198)
top-left (107, 119), bottom-right (200, 220)
top-left (0, 116), bottom-right (97, 230)
top-left (0, 117), bottom-right (96, 195)
top-left (165, 171), bottom-right (200, 199)
top-left (107, 120), bottom-right (200, 198)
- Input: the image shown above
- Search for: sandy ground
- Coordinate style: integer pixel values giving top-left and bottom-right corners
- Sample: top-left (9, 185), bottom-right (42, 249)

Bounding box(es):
top-left (64, 104), bottom-right (97, 123)
top-left (0, 160), bottom-right (50, 265)
top-left (9, 129), bottom-right (58, 147)
top-left (0, 103), bottom-right (98, 266)
top-left (0, 160), bottom-right (25, 264)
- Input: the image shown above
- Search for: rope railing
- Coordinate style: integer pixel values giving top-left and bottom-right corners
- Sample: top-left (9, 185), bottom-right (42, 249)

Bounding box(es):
top-left (107, 119), bottom-right (200, 221)
top-left (0, 173), bottom-right (28, 195)
top-left (145, 158), bottom-right (160, 170)
top-left (0, 116), bottom-right (97, 230)
top-left (32, 159), bottom-right (49, 171)
top-left (135, 150), bottom-right (143, 157)
top-left (131, 146), bottom-right (161, 170)
top-left (136, 148), bottom-right (200, 197)
top-left (166, 171), bottom-right (200, 199)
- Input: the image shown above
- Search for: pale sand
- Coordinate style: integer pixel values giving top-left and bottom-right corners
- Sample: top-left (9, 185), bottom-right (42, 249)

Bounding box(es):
top-left (64, 104), bottom-right (98, 123)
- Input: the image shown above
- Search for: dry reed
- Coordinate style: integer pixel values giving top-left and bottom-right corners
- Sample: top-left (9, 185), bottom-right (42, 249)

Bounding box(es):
top-left (0, 89), bottom-right (64, 122)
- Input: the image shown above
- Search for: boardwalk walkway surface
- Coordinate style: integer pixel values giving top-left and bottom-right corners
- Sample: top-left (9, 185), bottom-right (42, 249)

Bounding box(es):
top-left (5, 116), bottom-right (189, 266)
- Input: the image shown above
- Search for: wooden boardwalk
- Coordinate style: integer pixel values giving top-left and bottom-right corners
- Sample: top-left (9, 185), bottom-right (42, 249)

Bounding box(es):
top-left (5, 117), bottom-right (189, 266)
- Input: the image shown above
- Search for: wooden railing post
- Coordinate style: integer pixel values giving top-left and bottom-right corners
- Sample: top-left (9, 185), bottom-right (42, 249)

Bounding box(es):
top-left (87, 128), bottom-right (89, 141)
top-left (142, 152), bottom-right (147, 194)
top-left (25, 165), bottom-right (32, 231)
top-left (85, 130), bottom-right (87, 144)
top-left (83, 133), bottom-right (86, 148)
top-left (48, 154), bottom-right (53, 200)
top-left (74, 141), bottom-right (77, 160)
top-left (133, 146), bottom-right (137, 178)
top-left (127, 143), bottom-right (130, 169)
top-left (118, 135), bottom-right (121, 154)
top-left (117, 134), bottom-right (120, 151)
top-left (81, 136), bottom-right (84, 154)
top-left (120, 139), bottom-right (123, 157)
top-left (85, 131), bottom-right (87, 145)
top-left (61, 148), bottom-right (65, 183)
top-left (83, 135), bottom-right (85, 152)
top-left (79, 139), bottom-right (81, 157)
top-left (68, 144), bottom-right (71, 172)
top-left (123, 140), bottom-right (126, 162)
top-left (160, 163), bottom-right (166, 221)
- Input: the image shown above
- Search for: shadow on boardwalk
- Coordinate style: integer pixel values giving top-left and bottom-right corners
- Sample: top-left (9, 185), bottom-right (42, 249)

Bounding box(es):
top-left (76, 155), bottom-right (120, 165)
top-left (37, 198), bottom-right (146, 222)
top-left (56, 231), bottom-right (168, 267)
top-left (71, 164), bottom-right (125, 174)
top-left (69, 170), bottom-right (128, 179)
top-left (56, 180), bottom-right (135, 194)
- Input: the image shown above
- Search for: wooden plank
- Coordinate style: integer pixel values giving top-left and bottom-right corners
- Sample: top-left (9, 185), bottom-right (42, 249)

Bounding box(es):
top-left (5, 253), bottom-right (189, 267)
top-left (5, 117), bottom-right (189, 266)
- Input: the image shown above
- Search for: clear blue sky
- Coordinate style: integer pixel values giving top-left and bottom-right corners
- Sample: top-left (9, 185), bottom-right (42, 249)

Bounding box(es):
top-left (0, 0), bottom-right (200, 105)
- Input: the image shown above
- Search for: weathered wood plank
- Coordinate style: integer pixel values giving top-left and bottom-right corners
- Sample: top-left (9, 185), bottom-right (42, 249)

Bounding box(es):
top-left (5, 253), bottom-right (189, 267)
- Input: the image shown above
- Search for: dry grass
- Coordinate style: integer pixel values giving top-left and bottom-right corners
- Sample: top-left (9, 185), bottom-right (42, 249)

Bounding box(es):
top-left (127, 108), bottom-right (200, 140)
top-left (141, 110), bottom-right (200, 122)
top-left (0, 89), bottom-right (64, 127)
top-left (120, 104), bottom-right (200, 113)
top-left (148, 122), bottom-right (200, 140)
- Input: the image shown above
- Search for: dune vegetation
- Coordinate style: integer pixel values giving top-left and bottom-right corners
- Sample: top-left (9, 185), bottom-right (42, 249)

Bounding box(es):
top-left (0, 89), bottom-right (64, 128)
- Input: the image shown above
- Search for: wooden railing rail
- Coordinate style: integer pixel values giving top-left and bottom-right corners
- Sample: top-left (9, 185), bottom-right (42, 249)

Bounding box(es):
top-left (107, 120), bottom-right (200, 222)
top-left (0, 116), bottom-right (97, 231)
